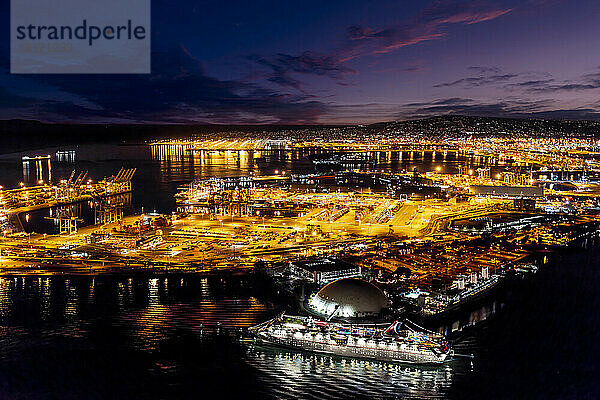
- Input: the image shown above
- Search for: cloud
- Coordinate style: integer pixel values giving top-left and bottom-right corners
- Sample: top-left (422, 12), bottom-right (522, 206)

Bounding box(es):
top-left (524, 71), bottom-right (600, 93)
top-left (529, 83), bottom-right (600, 92)
top-left (250, 1), bottom-right (512, 88)
top-left (434, 67), bottom-right (564, 91)
top-left (498, 69), bottom-right (600, 93)
top-left (434, 73), bottom-right (519, 88)
top-left (317, 96), bottom-right (600, 124)
top-left (341, 1), bottom-right (512, 59)
top-left (504, 78), bottom-right (556, 89)
top-left (403, 97), bottom-right (475, 107)
top-left (4, 46), bottom-right (331, 124)
top-left (395, 97), bottom-right (600, 120)
top-left (248, 52), bottom-right (356, 90)
top-left (434, 65), bottom-right (600, 96)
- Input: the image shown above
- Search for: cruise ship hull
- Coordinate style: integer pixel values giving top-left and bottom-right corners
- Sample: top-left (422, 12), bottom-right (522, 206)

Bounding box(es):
top-left (256, 334), bottom-right (448, 364)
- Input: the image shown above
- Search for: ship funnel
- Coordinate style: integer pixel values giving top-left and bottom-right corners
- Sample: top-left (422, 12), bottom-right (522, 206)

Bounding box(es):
top-left (470, 272), bottom-right (478, 284)
top-left (481, 267), bottom-right (489, 279)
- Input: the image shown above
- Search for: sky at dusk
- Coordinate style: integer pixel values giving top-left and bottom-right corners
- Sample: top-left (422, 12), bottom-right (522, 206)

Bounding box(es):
top-left (2, 0), bottom-right (600, 124)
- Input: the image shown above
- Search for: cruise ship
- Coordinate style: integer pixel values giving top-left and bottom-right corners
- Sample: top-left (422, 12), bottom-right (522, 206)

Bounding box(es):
top-left (250, 313), bottom-right (452, 365)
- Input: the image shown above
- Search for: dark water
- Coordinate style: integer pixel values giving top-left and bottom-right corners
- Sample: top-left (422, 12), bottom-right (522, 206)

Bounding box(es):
top-left (0, 247), bottom-right (598, 399)
top-left (0, 144), bottom-right (598, 398)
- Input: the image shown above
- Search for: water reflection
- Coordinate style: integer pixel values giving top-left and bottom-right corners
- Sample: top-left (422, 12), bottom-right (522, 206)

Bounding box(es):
top-left (0, 274), bottom-right (468, 399)
top-left (433, 300), bottom-right (502, 337)
top-left (0, 278), bottom-right (12, 319)
top-left (150, 144), bottom-right (263, 182)
top-left (246, 345), bottom-right (454, 399)
top-left (149, 143), bottom-right (512, 183)
top-left (64, 278), bottom-right (79, 321)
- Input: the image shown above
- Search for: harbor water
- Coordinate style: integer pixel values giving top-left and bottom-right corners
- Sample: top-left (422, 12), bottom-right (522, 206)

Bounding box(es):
top-left (0, 246), bottom-right (598, 399)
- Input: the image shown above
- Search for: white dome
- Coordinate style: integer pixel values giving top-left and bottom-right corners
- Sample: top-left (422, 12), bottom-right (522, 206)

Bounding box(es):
top-left (308, 278), bottom-right (389, 319)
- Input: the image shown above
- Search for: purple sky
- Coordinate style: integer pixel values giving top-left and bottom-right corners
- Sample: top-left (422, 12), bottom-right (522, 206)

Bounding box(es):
top-left (2, 0), bottom-right (600, 124)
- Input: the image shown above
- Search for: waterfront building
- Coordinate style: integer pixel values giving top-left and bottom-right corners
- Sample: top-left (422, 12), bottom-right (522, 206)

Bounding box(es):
top-left (307, 278), bottom-right (389, 320)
